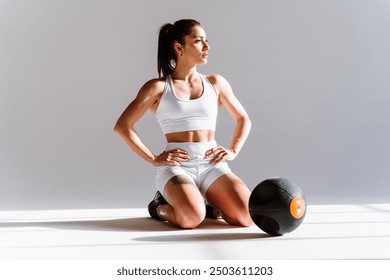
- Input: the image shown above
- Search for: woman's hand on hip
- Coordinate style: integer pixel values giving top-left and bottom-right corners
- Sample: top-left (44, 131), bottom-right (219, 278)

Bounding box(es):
top-left (204, 145), bottom-right (236, 164)
top-left (153, 149), bottom-right (189, 166)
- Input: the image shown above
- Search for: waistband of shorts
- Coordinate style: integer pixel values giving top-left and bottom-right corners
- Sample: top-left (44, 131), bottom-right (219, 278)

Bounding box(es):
top-left (165, 141), bottom-right (217, 157)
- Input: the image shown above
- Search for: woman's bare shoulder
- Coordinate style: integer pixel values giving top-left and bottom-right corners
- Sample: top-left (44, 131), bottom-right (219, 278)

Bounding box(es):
top-left (205, 74), bottom-right (231, 92)
top-left (139, 77), bottom-right (166, 96)
top-left (205, 73), bottom-right (226, 84)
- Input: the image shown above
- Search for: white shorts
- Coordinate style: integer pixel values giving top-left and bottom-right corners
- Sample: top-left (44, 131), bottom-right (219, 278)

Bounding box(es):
top-left (155, 141), bottom-right (232, 198)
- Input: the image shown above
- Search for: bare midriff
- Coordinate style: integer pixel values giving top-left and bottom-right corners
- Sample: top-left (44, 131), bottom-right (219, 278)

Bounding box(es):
top-left (165, 130), bottom-right (215, 143)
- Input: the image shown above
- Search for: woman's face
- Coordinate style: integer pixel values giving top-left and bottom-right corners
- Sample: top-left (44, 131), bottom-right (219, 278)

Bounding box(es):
top-left (180, 25), bottom-right (210, 65)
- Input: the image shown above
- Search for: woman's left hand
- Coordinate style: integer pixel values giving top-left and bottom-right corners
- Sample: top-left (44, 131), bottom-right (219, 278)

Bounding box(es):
top-left (204, 145), bottom-right (236, 164)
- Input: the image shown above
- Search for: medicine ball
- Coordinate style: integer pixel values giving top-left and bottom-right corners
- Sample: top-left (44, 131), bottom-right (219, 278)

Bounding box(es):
top-left (249, 178), bottom-right (306, 236)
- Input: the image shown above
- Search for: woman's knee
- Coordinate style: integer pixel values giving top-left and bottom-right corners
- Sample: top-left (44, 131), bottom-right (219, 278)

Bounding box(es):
top-left (223, 210), bottom-right (253, 227)
top-left (164, 188), bottom-right (206, 228)
top-left (225, 197), bottom-right (253, 227)
top-left (175, 205), bottom-right (206, 229)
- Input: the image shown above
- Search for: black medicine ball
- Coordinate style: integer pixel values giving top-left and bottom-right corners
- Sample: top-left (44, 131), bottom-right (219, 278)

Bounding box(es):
top-left (249, 178), bottom-right (307, 236)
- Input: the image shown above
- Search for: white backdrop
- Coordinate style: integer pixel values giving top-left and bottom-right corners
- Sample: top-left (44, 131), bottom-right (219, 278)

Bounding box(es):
top-left (1, 0), bottom-right (389, 210)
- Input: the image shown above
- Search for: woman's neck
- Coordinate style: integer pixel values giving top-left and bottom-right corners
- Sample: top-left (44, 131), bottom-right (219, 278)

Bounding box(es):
top-left (171, 65), bottom-right (199, 82)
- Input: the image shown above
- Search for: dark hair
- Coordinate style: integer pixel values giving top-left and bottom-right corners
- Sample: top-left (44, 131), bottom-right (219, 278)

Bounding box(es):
top-left (157, 19), bottom-right (201, 78)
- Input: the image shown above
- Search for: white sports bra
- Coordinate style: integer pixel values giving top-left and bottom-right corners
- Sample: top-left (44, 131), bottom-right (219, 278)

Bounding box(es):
top-left (155, 74), bottom-right (218, 134)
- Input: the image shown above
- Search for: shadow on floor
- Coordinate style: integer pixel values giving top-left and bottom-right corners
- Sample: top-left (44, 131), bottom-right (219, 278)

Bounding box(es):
top-left (0, 217), bottom-right (242, 232)
top-left (133, 232), bottom-right (270, 243)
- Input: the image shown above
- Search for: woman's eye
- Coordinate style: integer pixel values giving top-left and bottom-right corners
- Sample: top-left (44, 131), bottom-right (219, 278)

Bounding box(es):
top-left (195, 38), bottom-right (208, 44)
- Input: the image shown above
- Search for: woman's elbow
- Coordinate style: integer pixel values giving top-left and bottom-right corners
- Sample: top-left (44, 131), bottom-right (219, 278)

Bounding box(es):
top-left (244, 113), bottom-right (251, 124)
top-left (239, 114), bottom-right (251, 129)
top-left (247, 116), bottom-right (252, 129)
top-left (113, 120), bottom-right (126, 135)
top-left (113, 122), bottom-right (119, 133)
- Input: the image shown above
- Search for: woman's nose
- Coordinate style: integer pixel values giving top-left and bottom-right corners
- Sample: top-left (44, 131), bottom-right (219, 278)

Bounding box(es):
top-left (203, 41), bottom-right (210, 50)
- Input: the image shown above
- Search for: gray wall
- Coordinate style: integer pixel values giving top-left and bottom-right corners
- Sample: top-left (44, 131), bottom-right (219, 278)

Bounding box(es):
top-left (1, 0), bottom-right (389, 210)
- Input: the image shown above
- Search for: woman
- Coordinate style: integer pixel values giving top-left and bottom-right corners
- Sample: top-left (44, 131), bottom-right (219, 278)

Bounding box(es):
top-left (114, 19), bottom-right (253, 229)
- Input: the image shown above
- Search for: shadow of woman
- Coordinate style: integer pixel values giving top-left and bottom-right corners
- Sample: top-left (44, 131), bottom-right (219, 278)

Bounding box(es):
top-left (0, 217), bottom-right (176, 232)
top-left (0, 216), bottom-right (244, 232)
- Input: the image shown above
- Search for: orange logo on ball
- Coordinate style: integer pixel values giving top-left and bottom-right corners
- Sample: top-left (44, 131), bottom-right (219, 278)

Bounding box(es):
top-left (290, 197), bottom-right (305, 219)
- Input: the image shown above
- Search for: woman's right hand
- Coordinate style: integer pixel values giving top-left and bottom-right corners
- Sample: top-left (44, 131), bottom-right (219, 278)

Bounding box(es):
top-left (153, 149), bottom-right (189, 166)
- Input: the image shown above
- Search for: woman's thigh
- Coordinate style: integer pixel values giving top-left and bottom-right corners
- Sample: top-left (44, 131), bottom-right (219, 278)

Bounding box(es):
top-left (163, 175), bottom-right (206, 223)
top-left (205, 173), bottom-right (253, 226)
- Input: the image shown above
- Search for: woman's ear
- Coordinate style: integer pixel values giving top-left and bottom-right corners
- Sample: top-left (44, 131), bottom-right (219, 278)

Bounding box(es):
top-left (173, 42), bottom-right (184, 56)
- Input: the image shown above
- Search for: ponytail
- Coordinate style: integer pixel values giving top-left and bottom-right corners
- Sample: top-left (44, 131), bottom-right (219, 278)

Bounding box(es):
top-left (157, 19), bottom-right (201, 78)
top-left (157, 23), bottom-right (175, 78)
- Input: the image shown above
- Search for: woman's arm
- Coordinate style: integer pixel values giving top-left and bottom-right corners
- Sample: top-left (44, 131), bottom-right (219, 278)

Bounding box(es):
top-left (113, 79), bottom-right (163, 166)
top-left (114, 79), bottom-right (189, 166)
top-left (206, 74), bottom-right (252, 163)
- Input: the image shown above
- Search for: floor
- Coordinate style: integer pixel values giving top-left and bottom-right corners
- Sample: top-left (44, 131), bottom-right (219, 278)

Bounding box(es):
top-left (0, 204), bottom-right (389, 260)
